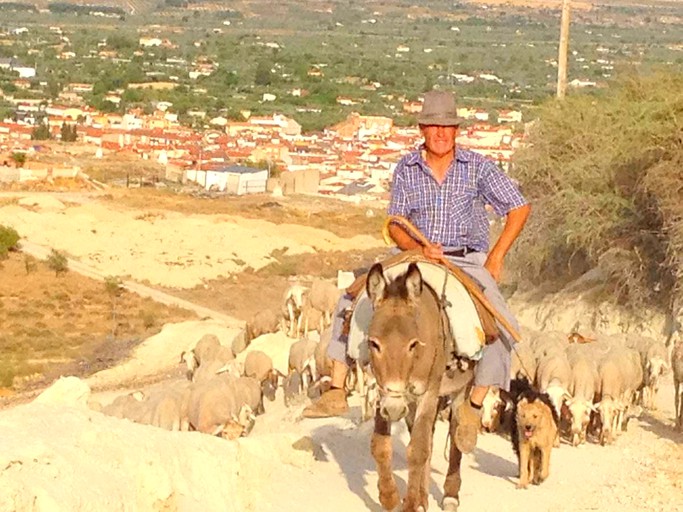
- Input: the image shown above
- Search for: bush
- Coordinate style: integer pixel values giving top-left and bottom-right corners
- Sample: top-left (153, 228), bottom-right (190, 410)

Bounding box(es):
top-left (46, 249), bottom-right (68, 276)
top-left (0, 225), bottom-right (19, 258)
top-left (509, 71), bottom-right (683, 311)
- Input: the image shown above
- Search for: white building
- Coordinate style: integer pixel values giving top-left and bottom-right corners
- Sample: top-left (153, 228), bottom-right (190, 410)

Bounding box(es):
top-left (184, 165), bottom-right (268, 195)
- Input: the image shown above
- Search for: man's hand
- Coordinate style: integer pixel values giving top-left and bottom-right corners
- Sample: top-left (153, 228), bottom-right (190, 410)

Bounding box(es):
top-left (422, 242), bottom-right (444, 262)
top-left (484, 252), bottom-right (504, 282)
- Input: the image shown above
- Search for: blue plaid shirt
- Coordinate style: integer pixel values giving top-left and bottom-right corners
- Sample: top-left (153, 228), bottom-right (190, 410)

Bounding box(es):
top-left (388, 147), bottom-right (528, 253)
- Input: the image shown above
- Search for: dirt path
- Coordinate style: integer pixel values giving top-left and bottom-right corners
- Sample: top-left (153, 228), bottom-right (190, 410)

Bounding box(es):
top-left (20, 240), bottom-right (244, 327)
top-left (245, 381), bottom-right (682, 512)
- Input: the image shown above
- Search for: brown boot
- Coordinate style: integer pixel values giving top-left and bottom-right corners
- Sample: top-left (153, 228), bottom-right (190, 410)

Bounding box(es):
top-left (454, 401), bottom-right (481, 453)
top-left (302, 388), bottom-right (349, 419)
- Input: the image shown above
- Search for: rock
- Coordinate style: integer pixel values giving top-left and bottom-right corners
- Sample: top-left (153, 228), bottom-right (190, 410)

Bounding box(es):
top-left (32, 376), bottom-right (91, 407)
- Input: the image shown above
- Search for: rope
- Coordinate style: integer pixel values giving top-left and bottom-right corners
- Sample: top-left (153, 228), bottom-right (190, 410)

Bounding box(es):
top-left (382, 215), bottom-right (523, 344)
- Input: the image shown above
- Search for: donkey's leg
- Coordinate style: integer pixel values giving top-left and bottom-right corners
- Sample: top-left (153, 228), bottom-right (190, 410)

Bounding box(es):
top-left (443, 403), bottom-right (463, 511)
top-left (404, 394), bottom-right (439, 512)
top-left (371, 414), bottom-right (399, 510)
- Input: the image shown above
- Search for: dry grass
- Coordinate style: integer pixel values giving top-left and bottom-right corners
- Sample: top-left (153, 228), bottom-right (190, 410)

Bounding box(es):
top-left (105, 188), bottom-right (387, 239)
top-left (0, 252), bottom-right (195, 390)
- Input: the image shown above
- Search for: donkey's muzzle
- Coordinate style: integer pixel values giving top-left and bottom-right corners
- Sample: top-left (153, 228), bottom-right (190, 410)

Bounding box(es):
top-left (379, 396), bottom-right (409, 422)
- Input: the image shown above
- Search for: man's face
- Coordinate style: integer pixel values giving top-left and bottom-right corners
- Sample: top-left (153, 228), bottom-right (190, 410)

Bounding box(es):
top-left (420, 124), bottom-right (458, 158)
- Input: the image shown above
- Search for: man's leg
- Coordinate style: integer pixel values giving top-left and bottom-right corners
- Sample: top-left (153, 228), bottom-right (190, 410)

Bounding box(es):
top-left (450, 253), bottom-right (518, 452)
top-left (302, 293), bottom-right (353, 418)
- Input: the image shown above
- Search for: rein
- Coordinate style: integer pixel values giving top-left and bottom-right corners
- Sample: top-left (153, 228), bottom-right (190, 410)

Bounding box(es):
top-left (382, 215), bottom-right (522, 344)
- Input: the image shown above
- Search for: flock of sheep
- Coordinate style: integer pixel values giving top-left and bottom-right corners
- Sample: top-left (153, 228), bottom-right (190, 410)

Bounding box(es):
top-left (96, 273), bottom-right (683, 445)
top-left (98, 279), bottom-right (342, 439)
top-left (481, 329), bottom-right (683, 446)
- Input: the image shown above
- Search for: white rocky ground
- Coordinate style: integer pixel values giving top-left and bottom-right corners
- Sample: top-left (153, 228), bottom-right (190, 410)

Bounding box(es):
top-left (1, 194), bottom-right (681, 511)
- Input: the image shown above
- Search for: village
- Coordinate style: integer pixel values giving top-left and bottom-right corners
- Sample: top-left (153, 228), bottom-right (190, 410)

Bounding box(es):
top-left (0, 85), bottom-right (523, 198)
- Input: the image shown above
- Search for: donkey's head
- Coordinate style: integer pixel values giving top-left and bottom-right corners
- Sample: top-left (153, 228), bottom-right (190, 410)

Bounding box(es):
top-left (366, 262), bottom-right (441, 422)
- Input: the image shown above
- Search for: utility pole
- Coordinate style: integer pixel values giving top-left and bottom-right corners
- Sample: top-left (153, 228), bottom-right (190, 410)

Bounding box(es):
top-left (556, 0), bottom-right (572, 99)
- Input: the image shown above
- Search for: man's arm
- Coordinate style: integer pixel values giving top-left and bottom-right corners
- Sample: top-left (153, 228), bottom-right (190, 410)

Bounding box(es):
top-left (387, 224), bottom-right (444, 260)
top-left (485, 203), bottom-right (531, 282)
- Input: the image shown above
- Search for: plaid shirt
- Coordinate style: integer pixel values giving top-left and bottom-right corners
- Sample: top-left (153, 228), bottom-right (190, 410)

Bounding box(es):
top-left (388, 147), bottom-right (528, 253)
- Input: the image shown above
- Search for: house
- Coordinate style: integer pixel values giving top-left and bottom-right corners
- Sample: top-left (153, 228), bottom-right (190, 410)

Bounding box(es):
top-left (185, 165), bottom-right (268, 195)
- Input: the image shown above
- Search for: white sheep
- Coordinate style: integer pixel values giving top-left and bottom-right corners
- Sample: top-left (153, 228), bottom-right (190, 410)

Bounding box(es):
top-left (287, 338), bottom-right (318, 399)
top-left (306, 279), bottom-right (341, 329)
top-left (187, 375), bottom-right (256, 439)
top-left (282, 283), bottom-right (308, 338)
top-left (566, 352), bottom-right (599, 446)
top-left (246, 309), bottom-right (280, 343)
top-left (243, 350), bottom-right (279, 402)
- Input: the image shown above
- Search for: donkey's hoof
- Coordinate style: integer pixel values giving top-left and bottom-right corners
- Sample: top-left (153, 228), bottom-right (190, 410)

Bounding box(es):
top-left (442, 497), bottom-right (459, 511)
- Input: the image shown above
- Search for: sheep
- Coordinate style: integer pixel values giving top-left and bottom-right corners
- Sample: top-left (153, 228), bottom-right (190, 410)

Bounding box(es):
top-left (481, 387), bottom-right (506, 433)
top-left (596, 350), bottom-right (625, 445)
top-left (102, 391), bottom-right (148, 423)
top-left (246, 309), bottom-right (280, 344)
top-left (282, 283), bottom-right (308, 338)
top-left (536, 352), bottom-right (572, 419)
top-left (565, 354), bottom-right (599, 446)
top-left (314, 327), bottom-right (333, 383)
top-left (638, 339), bottom-right (669, 409)
top-left (286, 338), bottom-right (318, 401)
top-left (511, 343), bottom-right (536, 381)
top-left (145, 382), bottom-right (193, 431)
top-left (306, 279), bottom-right (341, 329)
top-left (531, 332), bottom-right (568, 362)
top-left (300, 298), bottom-right (325, 337)
top-left (192, 345), bottom-right (237, 384)
top-left (612, 347), bottom-right (644, 431)
top-left (243, 350), bottom-right (279, 403)
top-left (187, 375), bottom-right (256, 439)
top-left (181, 333), bottom-right (233, 381)
top-left (672, 336), bottom-right (683, 430)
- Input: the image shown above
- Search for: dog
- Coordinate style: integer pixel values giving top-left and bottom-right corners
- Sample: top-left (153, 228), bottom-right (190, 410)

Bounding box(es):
top-left (510, 377), bottom-right (559, 489)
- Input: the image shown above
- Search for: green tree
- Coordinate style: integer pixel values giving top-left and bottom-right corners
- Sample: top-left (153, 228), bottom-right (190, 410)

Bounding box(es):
top-left (31, 123), bottom-right (50, 141)
top-left (10, 152), bottom-right (26, 168)
top-left (255, 60), bottom-right (272, 86)
top-left (0, 225), bottom-right (19, 258)
top-left (46, 249), bottom-right (68, 276)
top-left (104, 275), bottom-right (124, 337)
top-left (60, 122), bottom-right (77, 142)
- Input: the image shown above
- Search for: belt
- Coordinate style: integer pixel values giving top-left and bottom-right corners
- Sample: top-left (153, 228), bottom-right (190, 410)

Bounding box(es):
top-left (443, 247), bottom-right (478, 257)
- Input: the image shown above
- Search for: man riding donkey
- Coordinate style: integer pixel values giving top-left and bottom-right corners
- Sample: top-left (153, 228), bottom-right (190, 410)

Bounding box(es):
top-left (303, 90), bottom-right (530, 455)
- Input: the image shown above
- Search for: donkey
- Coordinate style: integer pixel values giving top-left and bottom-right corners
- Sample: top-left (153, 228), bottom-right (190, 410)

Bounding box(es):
top-left (366, 262), bottom-right (474, 512)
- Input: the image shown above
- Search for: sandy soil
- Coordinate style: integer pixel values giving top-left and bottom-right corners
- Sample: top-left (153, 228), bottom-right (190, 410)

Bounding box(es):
top-left (1, 191), bottom-right (681, 511)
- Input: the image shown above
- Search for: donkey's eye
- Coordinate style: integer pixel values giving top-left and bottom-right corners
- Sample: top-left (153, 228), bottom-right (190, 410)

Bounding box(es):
top-left (408, 339), bottom-right (422, 352)
top-left (368, 337), bottom-right (381, 353)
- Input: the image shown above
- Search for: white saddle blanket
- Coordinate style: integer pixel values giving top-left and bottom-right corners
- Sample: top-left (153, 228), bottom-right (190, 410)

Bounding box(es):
top-left (347, 261), bottom-right (487, 365)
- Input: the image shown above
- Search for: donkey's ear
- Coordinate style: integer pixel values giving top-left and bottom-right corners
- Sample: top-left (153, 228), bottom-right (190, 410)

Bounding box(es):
top-left (366, 263), bottom-right (387, 308)
top-left (405, 263), bottom-right (423, 303)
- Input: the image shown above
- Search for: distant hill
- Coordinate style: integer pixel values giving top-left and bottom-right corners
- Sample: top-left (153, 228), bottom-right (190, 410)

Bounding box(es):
top-left (0, 0), bottom-right (679, 16)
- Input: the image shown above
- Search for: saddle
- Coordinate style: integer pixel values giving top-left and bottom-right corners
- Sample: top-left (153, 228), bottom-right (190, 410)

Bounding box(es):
top-left (344, 250), bottom-right (500, 365)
